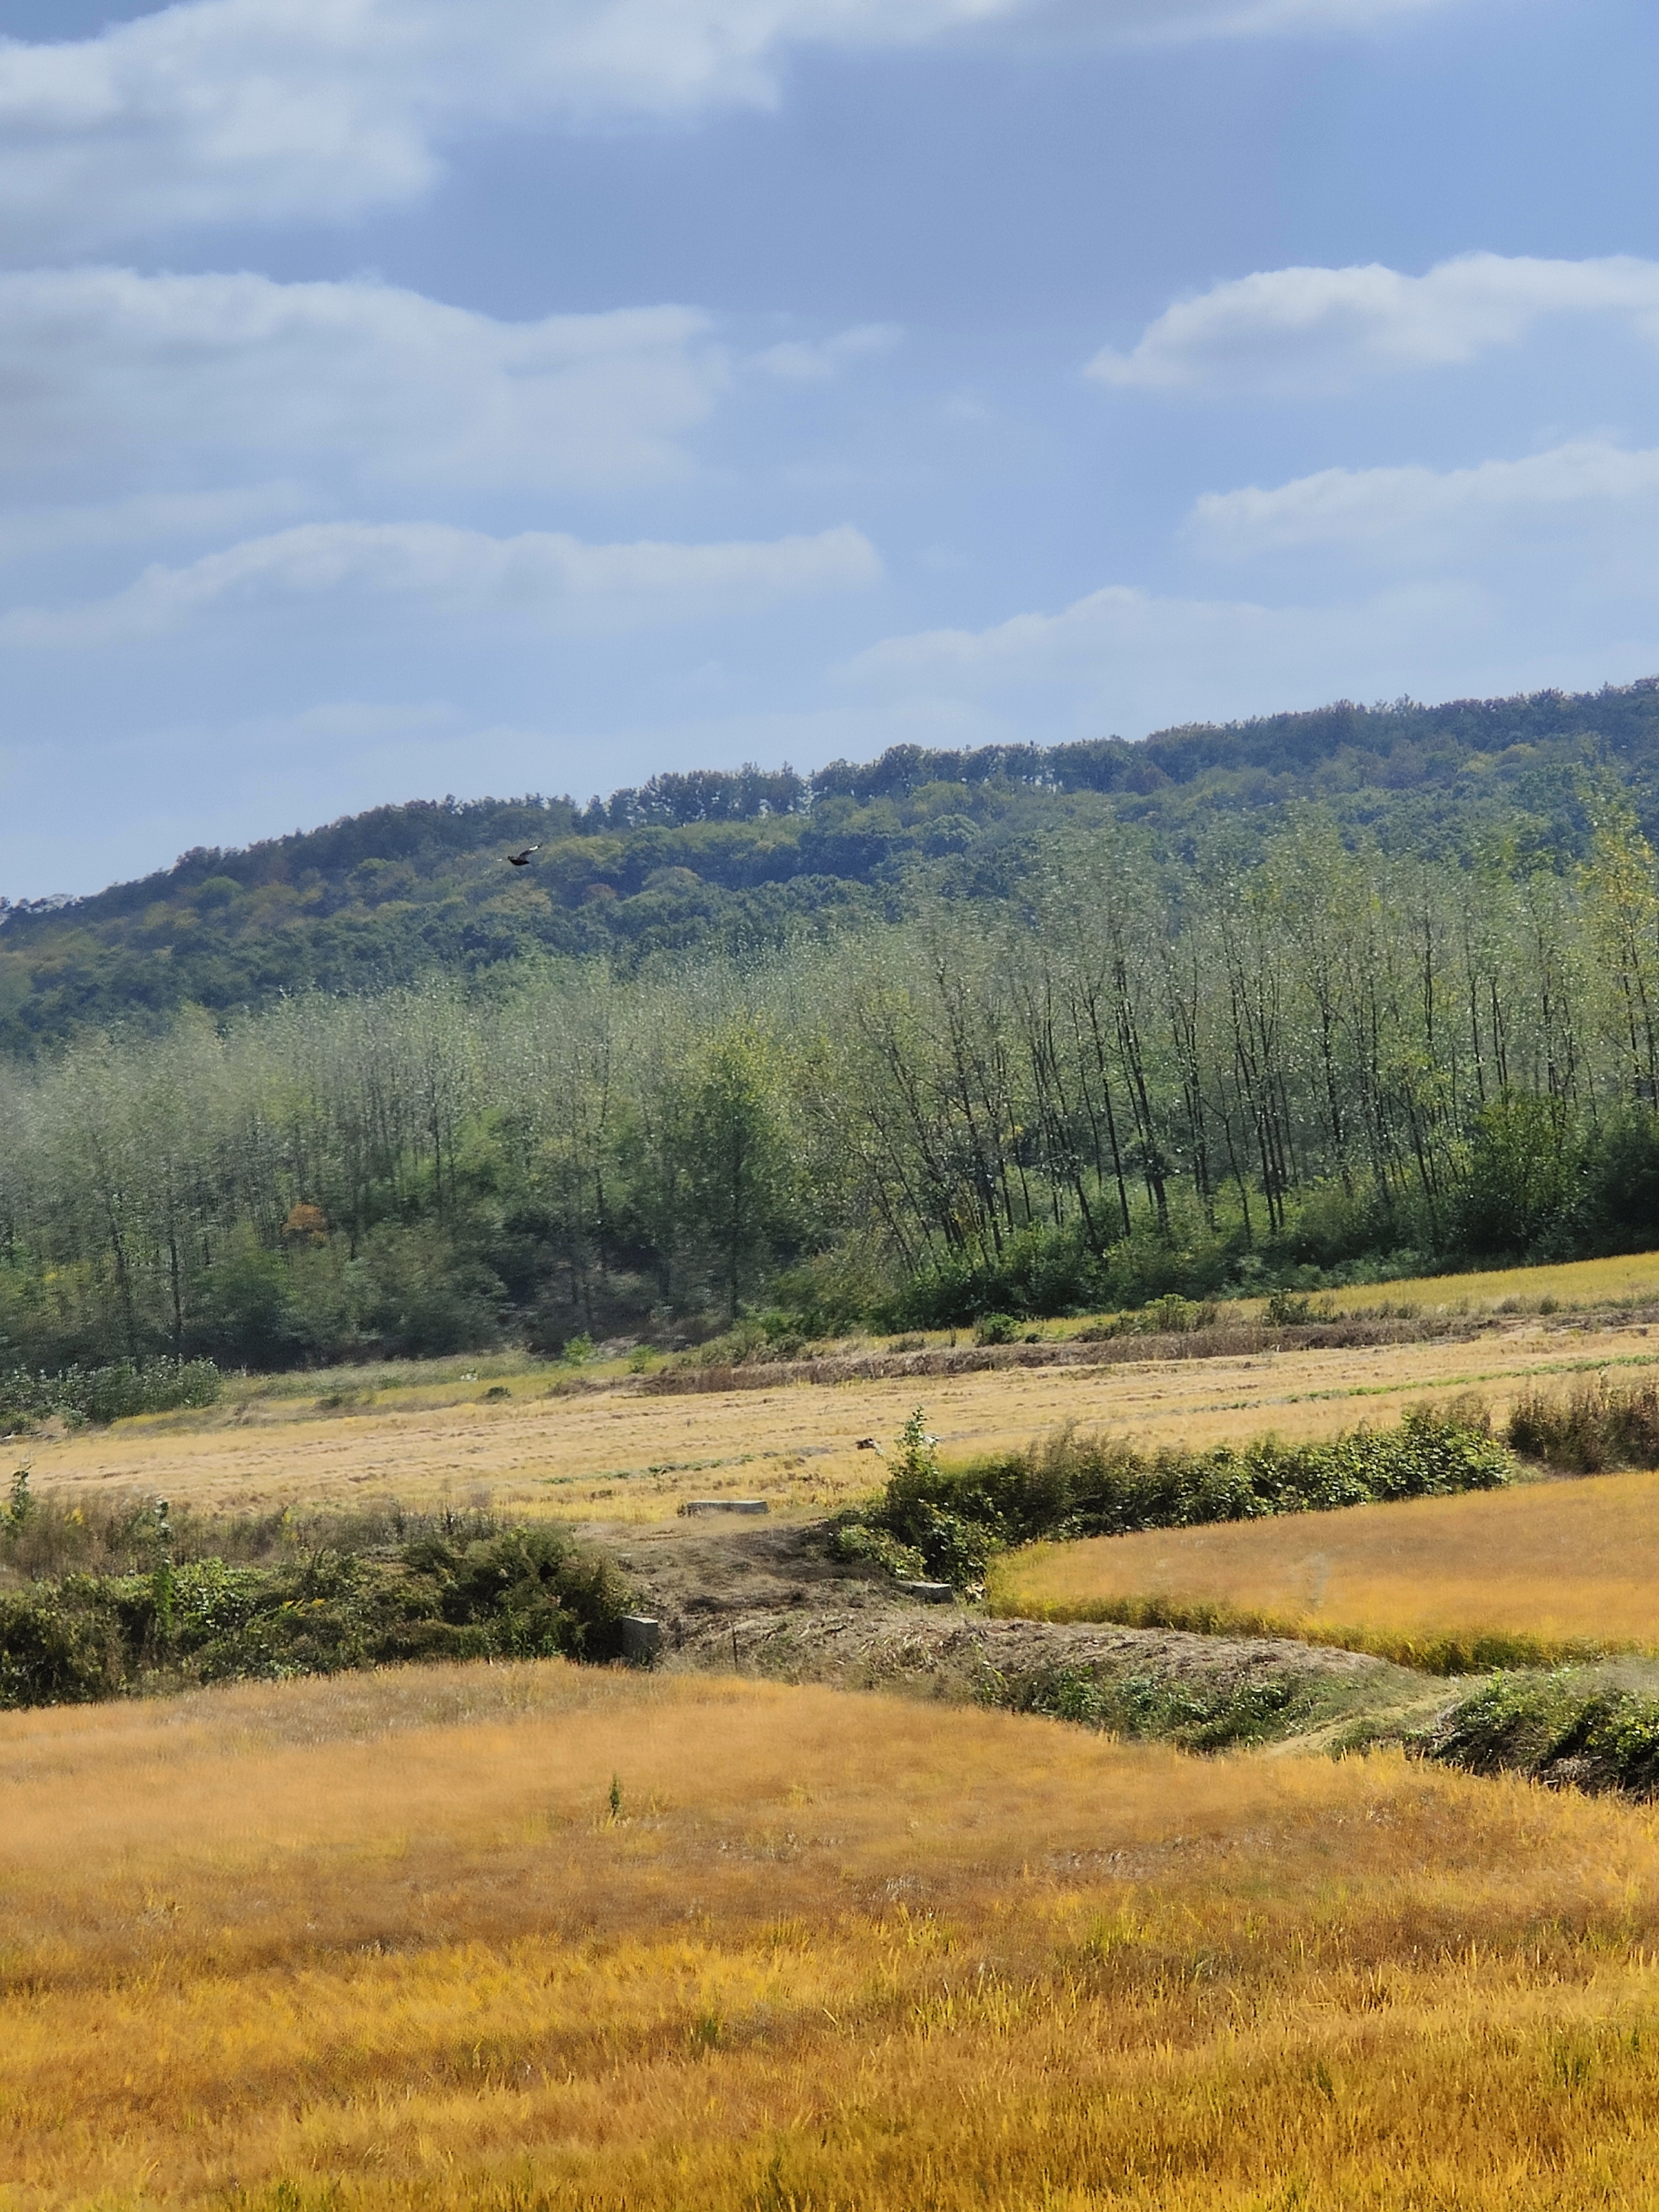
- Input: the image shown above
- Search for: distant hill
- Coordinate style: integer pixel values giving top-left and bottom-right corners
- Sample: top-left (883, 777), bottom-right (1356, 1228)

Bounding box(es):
top-left (4, 680), bottom-right (1658, 1051)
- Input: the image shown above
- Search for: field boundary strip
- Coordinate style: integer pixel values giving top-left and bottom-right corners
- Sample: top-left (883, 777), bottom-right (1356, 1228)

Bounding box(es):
top-left (987, 1581), bottom-right (1634, 1674)
top-left (1279, 1347), bottom-right (1659, 1410)
top-left (640, 1317), bottom-right (1478, 1396)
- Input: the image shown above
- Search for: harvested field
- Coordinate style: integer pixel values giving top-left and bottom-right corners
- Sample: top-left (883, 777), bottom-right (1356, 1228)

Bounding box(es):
top-left (995, 1466), bottom-right (1659, 1668)
top-left (11, 1660), bottom-right (1659, 2209)
top-left (17, 1303), bottom-right (1659, 1522)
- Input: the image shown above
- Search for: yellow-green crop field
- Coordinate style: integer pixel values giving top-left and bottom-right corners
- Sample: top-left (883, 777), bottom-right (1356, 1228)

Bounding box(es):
top-left (9, 1660), bottom-right (1659, 2211)
top-left (994, 1466), bottom-right (1659, 1669)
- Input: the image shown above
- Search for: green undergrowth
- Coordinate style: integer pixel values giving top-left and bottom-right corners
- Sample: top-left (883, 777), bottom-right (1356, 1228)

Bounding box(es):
top-left (992, 1657), bottom-right (1414, 1754)
top-left (1415, 1670), bottom-right (1659, 1794)
top-left (832, 1400), bottom-right (1511, 1593)
top-left (0, 1479), bottom-right (633, 1709)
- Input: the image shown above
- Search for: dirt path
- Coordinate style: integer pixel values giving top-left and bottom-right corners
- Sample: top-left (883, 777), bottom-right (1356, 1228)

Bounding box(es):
top-left (584, 1514), bottom-right (1433, 1746)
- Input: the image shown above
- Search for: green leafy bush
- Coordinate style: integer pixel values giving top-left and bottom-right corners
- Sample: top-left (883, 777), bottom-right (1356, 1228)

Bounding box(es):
top-left (1418, 1672), bottom-right (1659, 1798)
top-left (0, 1512), bottom-right (632, 1709)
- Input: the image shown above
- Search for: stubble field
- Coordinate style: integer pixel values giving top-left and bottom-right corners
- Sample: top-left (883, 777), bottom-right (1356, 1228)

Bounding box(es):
top-left (17, 1295), bottom-right (1659, 1525)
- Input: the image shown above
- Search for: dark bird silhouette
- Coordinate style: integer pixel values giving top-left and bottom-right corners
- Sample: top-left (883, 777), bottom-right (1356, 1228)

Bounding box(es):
top-left (505, 846), bottom-right (540, 867)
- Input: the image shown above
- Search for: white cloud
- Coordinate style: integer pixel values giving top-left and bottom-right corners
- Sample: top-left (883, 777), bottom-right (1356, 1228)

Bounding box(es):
top-left (0, 268), bottom-right (723, 495)
top-left (833, 572), bottom-right (1633, 740)
top-left (752, 324), bottom-right (903, 382)
top-left (1089, 253), bottom-right (1659, 394)
top-left (1193, 440), bottom-right (1659, 557)
top-left (0, 0), bottom-right (1485, 253)
top-left (0, 518), bottom-right (882, 645)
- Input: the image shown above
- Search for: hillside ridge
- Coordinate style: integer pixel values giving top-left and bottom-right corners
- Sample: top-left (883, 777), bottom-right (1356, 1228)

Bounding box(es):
top-left (4, 676), bottom-right (1658, 1051)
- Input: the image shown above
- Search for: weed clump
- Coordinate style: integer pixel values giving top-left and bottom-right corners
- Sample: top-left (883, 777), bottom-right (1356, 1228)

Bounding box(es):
top-left (834, 1396), bottom-right (1509, 1589)
top-left (1507, 1375), bottom-right (1659, 1472)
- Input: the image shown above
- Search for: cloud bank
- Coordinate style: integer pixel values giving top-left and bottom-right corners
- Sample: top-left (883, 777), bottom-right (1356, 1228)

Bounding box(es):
top-left (0, 269), bottom-right (728, 497)
top-left (0, 0), bottom-right (1484, 252)
top-left (1193, 440), bottom-right (1659, 556)
top-left (0, 518), bottom-right (883, 645)
top-left (1090, 253), bottom-right (1659, 394)
top-left (818, 561), bottom-right (1659, 768)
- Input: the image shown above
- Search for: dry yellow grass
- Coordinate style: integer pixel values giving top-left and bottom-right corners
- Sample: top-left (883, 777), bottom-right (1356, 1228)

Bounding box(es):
top-left (6, 1659), bottom-right (1659, 2209)
top-left (995, 1467), bottom-right (1659, 1666)
top-left (1322, 1245), bottom-right (1659, 1314)
top-left (20, 1305), bottom-right (1659, 1524)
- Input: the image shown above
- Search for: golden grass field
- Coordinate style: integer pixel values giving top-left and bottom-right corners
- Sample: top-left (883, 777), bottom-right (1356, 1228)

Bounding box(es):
top-left (994, 1467), bottom-right (1659, 1667)
top-left (7, 1658), bottom-right (1659, 2211)
top-left (17, 1300), bottom-right (1659, 1525)
top-left (13, 1261), bottom-right (1659, 2207)
top-left (1321, 1245), bottom-right (1659, 1314)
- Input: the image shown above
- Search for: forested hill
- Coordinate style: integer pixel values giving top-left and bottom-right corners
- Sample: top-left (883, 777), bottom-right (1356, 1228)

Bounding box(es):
top-left (4, 677), bottom-right (1658, 1051)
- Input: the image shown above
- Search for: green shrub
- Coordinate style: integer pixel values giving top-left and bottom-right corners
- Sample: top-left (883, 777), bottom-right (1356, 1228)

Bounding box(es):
top-left (1020, 1665), bottom-right (1300, 1752)
top-left (1418, 1672), bottom-right (1659, 1798)
top-left (1139, 1294), bottom-right (1206, 1334)
top-left (0, 1513), bottom-right (633, 1709)
top-left (828, 1522), bottom-right (926, 1580)
top-left (0, 1358), bottom-right (221, 1431)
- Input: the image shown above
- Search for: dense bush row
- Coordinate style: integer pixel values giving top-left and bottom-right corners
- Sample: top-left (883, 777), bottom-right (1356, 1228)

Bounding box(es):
top-left (835, 1401), bottom-right (1510, 1588)
top-left (0, 1357), bottom-right (220, 1431)
top-left (0, 1483), bottom-right (632, 1708)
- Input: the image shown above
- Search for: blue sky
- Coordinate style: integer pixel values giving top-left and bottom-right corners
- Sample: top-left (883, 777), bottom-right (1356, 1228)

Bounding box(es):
top-left (0, 0), bottom-right (1653, 896)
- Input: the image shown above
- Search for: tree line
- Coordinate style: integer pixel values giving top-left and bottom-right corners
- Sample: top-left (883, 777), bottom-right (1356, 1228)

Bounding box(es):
top-left (6, 810), bottom-right (1659, 1374)
top-left (8, 679), bottom-right (1659, 1055)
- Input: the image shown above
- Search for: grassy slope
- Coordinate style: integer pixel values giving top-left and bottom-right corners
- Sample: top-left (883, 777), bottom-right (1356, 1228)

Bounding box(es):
top-left (8, 1661), bottom-right (1659, 2210)
top-left (3, 680), bottom-right (1656, 1048)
